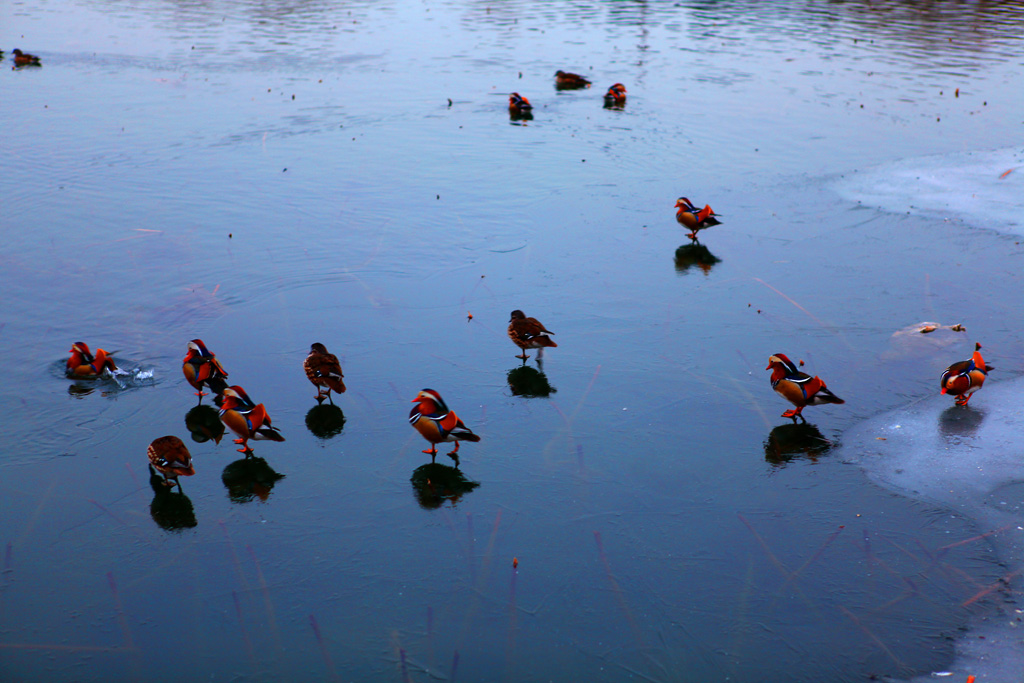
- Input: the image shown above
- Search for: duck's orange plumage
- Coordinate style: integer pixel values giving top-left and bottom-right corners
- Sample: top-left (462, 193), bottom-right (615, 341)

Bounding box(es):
top-left (941, 342), bottom-right (989, 406)
top-left (147, 436), bottom-right (195, 489)
top-left (182, 339), bottom-right (229, 401)
top-left (303, 342), bottom-right (346, 403)
top-left (604, 83), bottom-right (627, 105)
top-left (508, 310), bottom-right (557, 361)
top-left (409, 389), bottom-right (480, 466)
top-left (675, 197), bottom-right (721, 241)
top-left (12, 49), bottom-right (41, 67)
top-left (219, 386), bottom-right (285, 456)
top-left (766, 353), bottom-right (844, 421)
top-left (509, 92), bottom-right (533, 112)
top-left (66, 342), bottom-right (118, 378)
top-left (555, 70), bottom-right (591, 89)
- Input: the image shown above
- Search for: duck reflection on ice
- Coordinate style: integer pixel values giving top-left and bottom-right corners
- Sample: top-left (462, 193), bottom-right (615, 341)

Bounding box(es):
top-left (410, 462), bottom-right (480, 509)
top-left (148, 469), bottom-right (197, 531)
top-left (938, 403), bottom-right (986, 440)
top-left (185, 404), bottom-right (225, 444)
top-left (674, 243), bottom-right (721, 275)
top-left (507, 364), bottom-right (557, 398)
top-left (221, 457), bottom-right (285, 503)
top-left (764, 422), bottom-right (833, 466)
top-left (305, 403), bottom-right (346, 439)
top-left (67, 382), bottom-right (95, 398)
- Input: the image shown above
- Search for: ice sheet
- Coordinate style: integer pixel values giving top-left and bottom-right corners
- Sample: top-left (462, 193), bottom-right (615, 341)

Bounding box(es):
top-left (843, 377), bottom-right (1024, 681)
top-left (835, 147), bottom-right (1024, 235)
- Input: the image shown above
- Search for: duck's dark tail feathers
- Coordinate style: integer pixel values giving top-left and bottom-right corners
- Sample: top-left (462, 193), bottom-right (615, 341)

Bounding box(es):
top-left (256, 425), bottom-right (286, 442)
top-left (819, 386), bottom-right (845, 405)
top-left (207, 376), bottom-right (230, 397)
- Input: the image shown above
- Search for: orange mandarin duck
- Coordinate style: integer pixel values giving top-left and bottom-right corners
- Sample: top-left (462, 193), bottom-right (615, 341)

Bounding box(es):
top-left (675, 197), bottom-right (721, 241)
top-left (766, 354), bottom-right (844, 422)
top-left (147, 436), bottom-right (195, 489)
top-left (12, 49), bottom-right (41, 67)
top-left (604, 83), bottom-right (627, 106)
top-left (508, 309), bottom-right (557, 362)
top-left (509, 92), bottom-right (533, 114)
top-left (219, 386), bottom-right (285, 456)
top-left (941, 342), bottom-right (989, 406)
top-left (555, 70), bottom-right (591, 89)
top-left (66, 342), bottom-right (118, 378)
top-left (303, 342), bottom-right (346, 404)
top-left (182, 339), bottom-right (229, 402)
top-left (409, 389), bottom-right (480, 466)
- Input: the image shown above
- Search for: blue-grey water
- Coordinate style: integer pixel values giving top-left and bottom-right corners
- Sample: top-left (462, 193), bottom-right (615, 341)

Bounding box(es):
top-left (2, 1), bottom-right (1024, 681)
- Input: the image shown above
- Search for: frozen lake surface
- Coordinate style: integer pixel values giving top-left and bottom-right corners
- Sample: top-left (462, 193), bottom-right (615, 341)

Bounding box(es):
top-left (2, 1), bottom-right (1024, 681)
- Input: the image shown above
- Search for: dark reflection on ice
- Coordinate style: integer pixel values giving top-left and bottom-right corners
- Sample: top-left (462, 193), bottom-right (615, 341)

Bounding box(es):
top-left (938, 404), bottom-right (986, 440)
top-left (184, 404), bottom-right (225, 444)
top-left (509, 109), bottom-right (534, 124)
top-left (221, 457), bottom-right (286, 503)
top-left (410, 462), bottom-right (480, 509)
top-left (148, 470), bottom-right (198, 531)
top-left (763, 422), bottom-right (832, 467)
top-left (674, 243), bottom-right (721, 276)
top-left (305, 403), bottom-right (347, 439)
top-left (506, 364), bottom-right (556, 397)
top-left (67, 382), bottom-right (95, 398)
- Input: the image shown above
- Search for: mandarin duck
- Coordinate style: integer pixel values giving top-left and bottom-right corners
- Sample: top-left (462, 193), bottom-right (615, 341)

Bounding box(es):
top-left (603, 83), bottom-right (627, 106)
top-left (12, 49), bottom-right (41, 67)
top-left (147, 436), bottom-right (195, 489)
top-left (941, 342), bottom-right (989, 406)
top-left (555, 70), bottom-right (591, 89)
top-left (182, 339), bottom-right (229, 402)
top-left (508, 309), bottom-right (557, 361)
top-left (66, 342), bottom-right (118, 378)
top-left (219, 386), bottom-right (285, 456)
top-left (675, 197), bottom-right (721, 241)
top-left (509, 92), bottom-right (533, 114)
top-left (409, 389), bottom-right (480, 466)
top-left (766, 353), bottom-right (844, 422)
top-left (303, 342), bottom-right (346, 404)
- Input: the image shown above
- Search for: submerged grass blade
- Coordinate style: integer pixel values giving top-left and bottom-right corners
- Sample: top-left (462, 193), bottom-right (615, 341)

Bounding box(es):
top-left (247, 544), bottom-right (281, 653)
top-left (961, 570), bottom-right (1021, 607)
top-left (839, 605), bottom-right (904, 669)
top-left (309, 614), bottom-right (340, 683)
top-left (232, 590), bottom-right (258, 675)
top-left (593, 531), bottom-right (643, 649)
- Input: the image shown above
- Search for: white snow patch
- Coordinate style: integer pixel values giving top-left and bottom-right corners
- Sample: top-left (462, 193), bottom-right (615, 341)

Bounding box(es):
top-left (835, 147), bottom-right (1024, 234)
